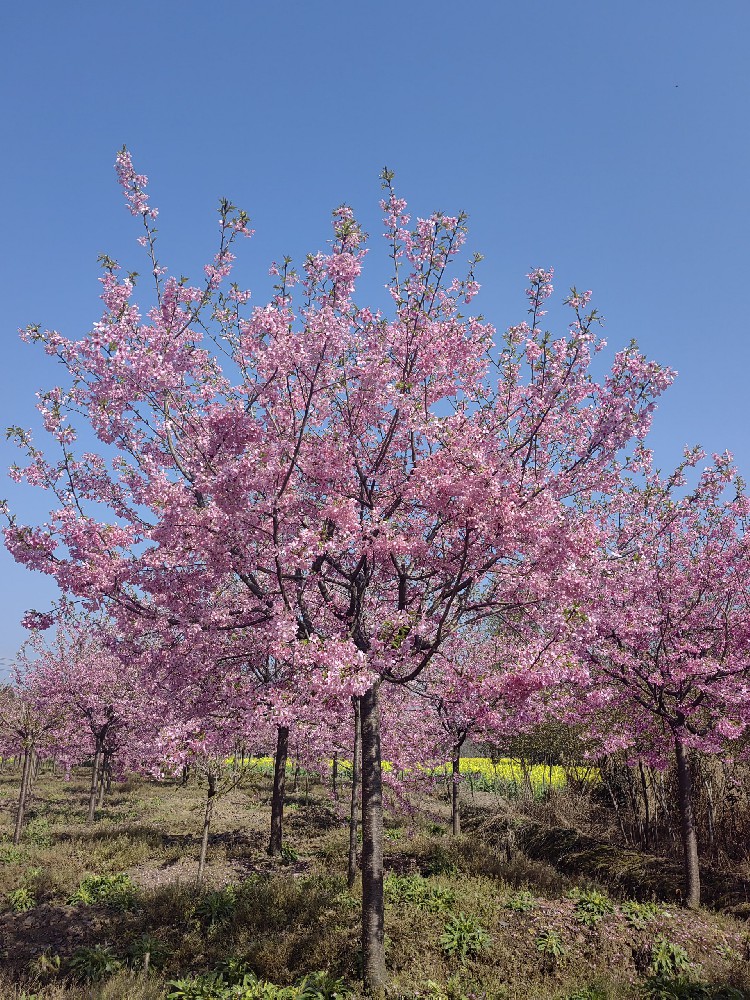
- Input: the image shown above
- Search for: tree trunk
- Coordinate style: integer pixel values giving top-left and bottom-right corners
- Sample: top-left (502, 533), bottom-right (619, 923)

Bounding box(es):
top-left (267, 725), bottom-right (289, 857)
top-left (639, 761), bottom-right (651, 851)
top-left (674, 735), bottom-right (701, 908)
top-left (96, 750), bottom-right (109, 810)
top-left (13, 746), bottom-right (33, 845)
top-left (348, 696), bottom-right (362, 889)
top-left (360, 683), bottom-right (386, 993)
top-left (87, 741), bottom-right (102, 824)
top-left (451, 744), bottom-right (462, 836)
top-left (197, 771), bottom-right (217, 883)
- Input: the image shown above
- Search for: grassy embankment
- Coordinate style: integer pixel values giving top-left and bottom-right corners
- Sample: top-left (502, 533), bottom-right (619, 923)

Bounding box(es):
top-left (0, 762), bottom-right (747, 999)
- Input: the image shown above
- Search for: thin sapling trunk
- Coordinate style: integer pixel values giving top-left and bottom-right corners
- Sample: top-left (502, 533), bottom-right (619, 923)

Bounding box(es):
top-left (197, 771), bottom-right (217, 884)
top-left (13, 745), bottom-right (33, 846)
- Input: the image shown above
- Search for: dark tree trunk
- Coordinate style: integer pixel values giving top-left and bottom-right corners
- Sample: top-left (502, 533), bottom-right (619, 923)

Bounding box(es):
top-left (268, 725), bottom-right (289, 857)
top-left (638, 761), bottom-right (651, 851)
top-left (674, 735), bottom-right (701, 908)
top-left (197, 771), bottom-right (217, 883)
top-left (13, 746), bottom-right (33, 845)
top-left (87, 741), bottom-right (103, 825)
top-left (360, 683), bottom-right (386, 993)
top-left (451, 743), bottom-right (462, 836)
top-left (97, 750), bottom-right (110, 810)
top-left (348, 696), bottom-right (362, 889)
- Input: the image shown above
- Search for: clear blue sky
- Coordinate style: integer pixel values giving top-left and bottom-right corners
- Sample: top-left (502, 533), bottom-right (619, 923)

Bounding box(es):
top-left (1, 2), bottom-right (749, 664)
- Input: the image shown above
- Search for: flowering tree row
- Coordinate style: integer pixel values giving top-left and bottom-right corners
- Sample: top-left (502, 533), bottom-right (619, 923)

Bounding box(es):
top-left (4, 150), bottom-right (749, 990)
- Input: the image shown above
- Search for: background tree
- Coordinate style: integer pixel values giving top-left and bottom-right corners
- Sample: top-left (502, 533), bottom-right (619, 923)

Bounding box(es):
top-left (580, 448), bottom-right (750, 907)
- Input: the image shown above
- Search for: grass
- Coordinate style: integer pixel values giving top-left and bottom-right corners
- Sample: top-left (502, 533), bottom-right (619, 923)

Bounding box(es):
top-left (0, 766), bottom-right (748, 998)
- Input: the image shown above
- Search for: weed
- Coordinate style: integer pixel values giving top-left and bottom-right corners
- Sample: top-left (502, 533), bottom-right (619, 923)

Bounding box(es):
top-left (127, 932), bottom-right (170, 971)
top-left (568, 887), bottom-right (614, 927)
top-left (23, 816), bottom-right (53, 848)
top-left (68, 943), bottom-right (123, 981)
top-left (166, 970), bottom-right (307, 998)
top-left (0, 843), bottom-right (24, 864)
top-left (385, 873), bottom-right (455, 913)
top-left (280, 843), bottom-right (299, 864)
top-left (28, 949), bottom-right (61, 977)
top-left (439, 912), bottom-right (490, 961)
top-left (644, 979), bottom-right (710, 999)
top-left (68, 871), bottom-right (137, 909)
top-left (565, 989), bottom-right (608, 1000)
top-left (621, 899), bottom-right (662, 930)
top-left (8, 886), bottom-right (35, 912)
top-left (166, 972), bottom-right (230, 999)
top-left (650, 938), bottom-right (693, 980)
top-left (504, 889), bottom-right (536, 912)
top-left (195, 886), bottom-right (237, 927)
top-left (297, 971), bottom-right (354, 999)
top-left (536, 928), bottom-right (566, 959)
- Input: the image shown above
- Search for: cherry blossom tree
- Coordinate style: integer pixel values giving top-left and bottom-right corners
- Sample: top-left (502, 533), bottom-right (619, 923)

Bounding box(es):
top-left (4, 151), bottom-right (674, 989)
top-left (21, 612), bottom-right (163, 821)
top-left (417, 627), bottom-right (578, 835)
top-left (580, 449), bottom-right (750, 907)
top-left (0, 674), bottom-right (60, 844)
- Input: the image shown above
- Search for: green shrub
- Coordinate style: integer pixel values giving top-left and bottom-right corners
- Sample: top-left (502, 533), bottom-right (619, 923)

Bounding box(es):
top-left (385, 873), bottom-right (455, 913)
top-left (439, 912), bottom-right (490, 961)
top-left (422, 845), bottom-right (460, 877)
top-left (195, 886), bottom-right (237, 927)
top-left (297, 971), bottom-right (354, 999)
top-left (127, 932), bottom-right (170, 971)
top-left (68, 871), bottom-right (137, 909)
top-left (23, 816), bottom-right (52, 848)
top-left (621, 899), bottom-right (661, 930)
top-left (504, 889), bottom-right (536, 912)
top-left (280, 843), bottom-right (299, 864)
top-left (0, 842), bottom-right (24, 864)
top-left (536, 928), bottom-right (566, 959)
top-left (568, 887), bottom-right (614, 927)
top-left (650, 938), bottom-right (693, 980)
top-left (8, 885), bottom-right (35, 912)
top-left (166, 969), bottom-right (329, 999)
top-left (69, 943), bottom-right (122, 981)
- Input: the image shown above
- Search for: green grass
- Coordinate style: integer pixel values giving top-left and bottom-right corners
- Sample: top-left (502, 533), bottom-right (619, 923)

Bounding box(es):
top-left (0, 767), bottom-right (748, 999)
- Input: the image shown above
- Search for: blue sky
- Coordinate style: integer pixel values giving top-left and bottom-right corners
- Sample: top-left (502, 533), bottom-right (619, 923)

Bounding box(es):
top-left (1, 2), bottom-right (749, 664)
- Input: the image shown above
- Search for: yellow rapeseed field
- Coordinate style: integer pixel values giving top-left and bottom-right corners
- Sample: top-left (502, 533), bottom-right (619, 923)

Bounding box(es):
top-left (234, 755), bottom-right (597, 794)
